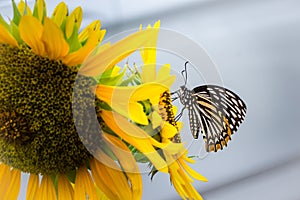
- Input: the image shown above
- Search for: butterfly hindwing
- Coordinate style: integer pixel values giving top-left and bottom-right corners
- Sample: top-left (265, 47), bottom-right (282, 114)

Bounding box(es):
top-left (187, 105), bottom-right (201, 139)
top-left (191, 92), bottom-right (231, 151)
top-left (177, 84), bottom-right (246, 152)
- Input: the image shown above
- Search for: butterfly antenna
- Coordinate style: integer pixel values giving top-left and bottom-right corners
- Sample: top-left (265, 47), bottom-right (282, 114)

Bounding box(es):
top-left (181, 61), bottom-right (189, 86)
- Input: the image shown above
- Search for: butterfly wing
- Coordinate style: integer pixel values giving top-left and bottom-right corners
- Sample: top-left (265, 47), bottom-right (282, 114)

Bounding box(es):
top-left (192, 85), bottom-right (247, 152)
top-left (187, 106), bottom-right (201, 139)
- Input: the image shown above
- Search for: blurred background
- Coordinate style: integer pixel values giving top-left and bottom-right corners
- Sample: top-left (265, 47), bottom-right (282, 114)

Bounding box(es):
top-left (2, 0), bottom-right (300, 199)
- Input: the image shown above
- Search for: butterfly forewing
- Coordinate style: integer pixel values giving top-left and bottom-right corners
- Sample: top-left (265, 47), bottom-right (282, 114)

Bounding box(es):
top-left (193, 85), bottom-right (247, 132)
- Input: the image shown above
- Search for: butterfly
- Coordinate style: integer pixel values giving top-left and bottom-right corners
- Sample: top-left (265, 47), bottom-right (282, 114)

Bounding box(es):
top-left (173, 62), bottom-right (247, 152)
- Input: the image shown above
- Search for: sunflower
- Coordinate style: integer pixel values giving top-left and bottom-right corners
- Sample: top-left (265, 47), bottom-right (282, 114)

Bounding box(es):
top-left (0, 0), bottom-right (206, 199)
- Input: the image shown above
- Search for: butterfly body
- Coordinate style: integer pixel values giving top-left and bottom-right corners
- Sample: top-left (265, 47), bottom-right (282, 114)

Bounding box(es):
top-left (175, 84), bottom-right (247, 152)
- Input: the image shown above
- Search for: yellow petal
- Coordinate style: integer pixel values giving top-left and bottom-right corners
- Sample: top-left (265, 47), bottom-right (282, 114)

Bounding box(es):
top-left (111, 66), bottom-right (121, 76)
top-left (62, 30), bottom-right (99, 66)
top-left (95, 185), bottom-right (110, 200)
top-left (140, 21), bottom-right (160, 65)
top-left (156, 74), bottom-right (176, 90)
top-left (151, 64), bottom-right (177, 89)
top-left (90, 158), bottom-right (119, 200)
top-left (19, 16), bottom-right (45, 56)
top-left (177, 121), bottom-right (184, 131)
top-left (98, 29), bottom-right (106, 43)
top-left (128, 102), bottom-right (148, 125)
top-left (172, 105), bottom-right (178, 115)
top-left (65, 7), bottom-right (82, 38)
top-left (157, 63), bottom-right (171, 81)
top-left (140, 21), bottom-right (160, 82)
top-left (35, 0), bottom-right (46, 21)
top-left (165, 151), bottom-right (205, 200)
top-left (183, 154), bottom-right (196, 164)
top-left (94, 42), bottom-right (111, 54)
top-left (26, 174), bottom-right (39, 200)
top-left (3, 169), bottom-right (21, 200)
top-left (141, 64), bottom-right (156, 83)
top-left (104, 134), bottom-right (142, 199)
top-left (153, 20), bottom-right (161, 28)
top-left (101, 110), bottom-right (168, 172)
top-left (169, 161), bottom-right (201, 200)
top-left (161, 122), bottom-right (178, 139)
top-left (18, 0), bottom-right (32, 15)
top-left (36, 175), bottom-right (56, 200)
top-left (0, 24), bottom-right (18, 47)
top-left (179, 158), bottom-right (208, 182)
top-left (42, 18), bottom-right (69, 60)
top-left (0, 163), bottom-right (11, 195)
top-left (51, 2), bottom-right (68, 27)
top-left (92, 150), bottom-right (132, 200)
top-left (74, 166), bottom-right (98, 200)
top-left (79, 20), bottom-right (101, 42)
top-left (80, 27), bottom-right (160, 77)
top-left (150, 111), bottom-right (163, 129)
top-left (96, 82), bottom-right (168, 125)
top-left (58, 174), bottom-right (74, 200)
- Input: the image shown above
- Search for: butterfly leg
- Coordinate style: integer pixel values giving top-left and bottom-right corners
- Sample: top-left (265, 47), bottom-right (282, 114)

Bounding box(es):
top-left (171, 96), bottom-right (179, 101)
top-left (170, 89), bottom-right (182, 101)
top-left (174, 107), bottom-right (185, 121)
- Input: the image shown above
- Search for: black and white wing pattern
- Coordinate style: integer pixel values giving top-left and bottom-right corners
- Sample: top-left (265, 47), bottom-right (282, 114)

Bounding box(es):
top-left (178, 84), bottom-right (247, 152)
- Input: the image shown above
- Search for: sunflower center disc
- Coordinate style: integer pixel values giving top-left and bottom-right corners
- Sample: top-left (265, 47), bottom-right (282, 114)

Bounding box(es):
top-left (0, 44), bottom-right (100, 174)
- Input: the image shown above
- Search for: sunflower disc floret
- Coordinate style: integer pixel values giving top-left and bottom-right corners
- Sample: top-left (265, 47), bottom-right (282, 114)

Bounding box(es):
top-left (0, 44), bottom-right (99, 174)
